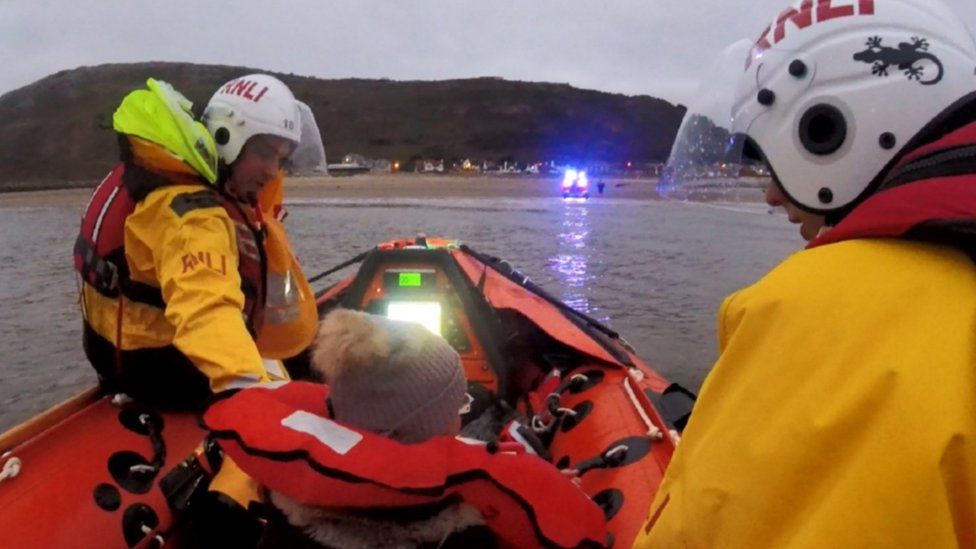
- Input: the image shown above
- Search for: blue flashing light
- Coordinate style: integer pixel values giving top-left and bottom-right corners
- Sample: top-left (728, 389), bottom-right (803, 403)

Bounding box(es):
top-left (577, 171), bottom-right (589, 188)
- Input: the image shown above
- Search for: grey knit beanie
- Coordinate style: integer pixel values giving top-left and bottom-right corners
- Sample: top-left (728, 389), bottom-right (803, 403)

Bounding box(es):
top-left (311, 309), bottom-right (467, 444)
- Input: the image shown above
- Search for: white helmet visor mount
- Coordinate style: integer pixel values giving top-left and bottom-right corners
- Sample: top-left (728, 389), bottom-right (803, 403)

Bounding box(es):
top-left (659, 39), bottom-right (770, 204)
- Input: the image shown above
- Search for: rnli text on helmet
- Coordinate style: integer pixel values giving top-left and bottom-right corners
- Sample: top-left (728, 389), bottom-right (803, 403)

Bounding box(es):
top-left (218, 79), bottom-right (270, 103)
top-left (747, 0), bottom-right (876, 69)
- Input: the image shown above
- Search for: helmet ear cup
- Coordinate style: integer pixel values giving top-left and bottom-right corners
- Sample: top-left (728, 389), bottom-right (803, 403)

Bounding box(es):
top-left (799, 104), bottom-right (847, 156)
top-left (214, 127), bottom-right (230, 146)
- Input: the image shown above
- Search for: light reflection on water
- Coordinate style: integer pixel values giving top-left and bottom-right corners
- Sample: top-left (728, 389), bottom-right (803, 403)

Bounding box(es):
top-left (550, 200), bottom-right (598, 318)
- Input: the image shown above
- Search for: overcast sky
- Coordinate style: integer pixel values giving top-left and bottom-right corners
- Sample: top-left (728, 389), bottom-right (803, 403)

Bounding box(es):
top-left (2, 0), bottom-right (976, 106)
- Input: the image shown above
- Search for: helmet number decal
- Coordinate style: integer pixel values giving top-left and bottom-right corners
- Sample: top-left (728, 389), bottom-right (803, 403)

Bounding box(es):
top-left (853, 36), bottom-right (944, 85)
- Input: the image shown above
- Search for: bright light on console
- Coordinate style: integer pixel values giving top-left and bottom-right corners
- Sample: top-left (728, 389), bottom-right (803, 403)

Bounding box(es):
top-left (386, 301), bottom-right (442, 335)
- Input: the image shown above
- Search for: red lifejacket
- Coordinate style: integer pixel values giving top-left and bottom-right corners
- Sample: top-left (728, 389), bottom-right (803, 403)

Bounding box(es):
top-left (204, 382), bottom-right (609, 549)
top-left (74, 161), bottom-right (265, 335)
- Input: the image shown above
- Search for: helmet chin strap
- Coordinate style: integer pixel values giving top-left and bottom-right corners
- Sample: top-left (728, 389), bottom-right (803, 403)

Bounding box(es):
top-left (215, 161), bottom-right (255, 206)
top-left (216, 160), bottom-right (232, 189)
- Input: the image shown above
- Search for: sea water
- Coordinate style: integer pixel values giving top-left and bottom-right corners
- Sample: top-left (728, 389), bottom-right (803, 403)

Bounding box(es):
top-left (0, 195), bottom-right (801, 431)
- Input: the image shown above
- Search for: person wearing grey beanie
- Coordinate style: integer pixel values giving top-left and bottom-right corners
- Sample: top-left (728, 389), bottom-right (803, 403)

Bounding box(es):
top-left (259, 309), bottom-right (496, 549)
top-left (311, 308), bottom-right (469, 444)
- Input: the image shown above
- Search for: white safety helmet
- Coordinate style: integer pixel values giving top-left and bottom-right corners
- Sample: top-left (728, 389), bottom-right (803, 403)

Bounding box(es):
top-left (663, 0), bottom-right (976, 216)
top-left (202, 74), bottom-right (302, 165)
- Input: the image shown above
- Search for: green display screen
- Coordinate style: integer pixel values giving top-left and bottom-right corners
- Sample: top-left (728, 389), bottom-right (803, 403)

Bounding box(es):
top-left (398, 272), bottom-right (422, 287)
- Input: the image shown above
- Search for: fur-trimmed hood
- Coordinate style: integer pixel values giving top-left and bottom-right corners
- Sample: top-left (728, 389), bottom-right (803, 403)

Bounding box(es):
top-left (269, 491), bottom-right (487, 549)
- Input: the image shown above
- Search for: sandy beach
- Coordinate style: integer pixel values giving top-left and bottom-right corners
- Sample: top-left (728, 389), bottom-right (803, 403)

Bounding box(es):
top-left (0, 173), bottom-right (769, 208)
top-left (286, 174), bottom-right (662, 199)
top-left (0, 174), bottom-right (660, 208)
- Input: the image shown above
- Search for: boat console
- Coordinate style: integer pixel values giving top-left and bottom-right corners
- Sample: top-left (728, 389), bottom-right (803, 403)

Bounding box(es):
top-left (335, 244), bottom-right (511, 398)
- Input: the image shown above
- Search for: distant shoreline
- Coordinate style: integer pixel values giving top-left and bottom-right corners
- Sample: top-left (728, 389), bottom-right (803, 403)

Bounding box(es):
top-left (0, 174), bottom-right (768, 208)
top-left (285, 174), bottom-right (666, 200)
top-left (0, 180), bottom-right (97, 193)
top-left (0, 173), bottom-right (657, 193)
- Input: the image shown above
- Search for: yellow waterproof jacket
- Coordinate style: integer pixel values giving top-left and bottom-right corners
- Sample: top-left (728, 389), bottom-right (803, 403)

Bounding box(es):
top-left (81, 138), bottom-right (290, 398)
top-left (635, 239), bottom-right (976, 548)
top-left (81, 79), bottom-right (317, 404)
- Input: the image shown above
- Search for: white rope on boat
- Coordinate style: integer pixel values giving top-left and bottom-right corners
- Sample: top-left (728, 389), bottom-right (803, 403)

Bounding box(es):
top-left (604, 444), bottom-right (629, 461)
top-left (560, 468), bottom-right (582, 486)
top-left (129, 464), bottom-right (157, 474)
top-left (623, 373), bottom-right (664, 441)
top-left (530, 416), bottom-right (550, 433)
top-left (531, 391), bottom-right (567, 433)
top-left (140, 524), bottom-right (165, 546)
top-left (0, 455), bottom-right (22, 482)
top-left (569, 374), bottom-right (588, 384)
top-left (669, 429), bottom-right (681, 446)
top-left (111, 393), bottom-right (134, 406)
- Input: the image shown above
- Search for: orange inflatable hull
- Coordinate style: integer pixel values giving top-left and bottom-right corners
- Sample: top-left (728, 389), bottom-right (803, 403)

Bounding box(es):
top-left (0, 237), bottom-right (689, 548)
top-left (321, 238), bottom-right (684, 547)
top-left (0, 391), bottom-right (205, 548)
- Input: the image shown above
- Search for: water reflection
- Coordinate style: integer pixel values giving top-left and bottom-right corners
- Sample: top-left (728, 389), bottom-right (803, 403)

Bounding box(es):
top-left (549, 200), bottom-right (596, 315)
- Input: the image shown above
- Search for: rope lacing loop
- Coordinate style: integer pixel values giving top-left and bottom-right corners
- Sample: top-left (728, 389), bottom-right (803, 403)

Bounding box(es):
top-left (530, 393), bottom-right (560, 433)
top-left (0, 453), bottom-right (21, 483)
top-left (560, 443), bottom-right (631, 479)
top-left (568, 373), bottom-right (589, 386)
top-left (140, 524), bottom-right (165, 546)
top-left (530, 415), bottom-right (552, 433)
top-left (556, 407), bottom-right (578, 418)
top-left (111, 393), bottom-right (134, 406)
top-left (530, 388), bottom-right (583, 433)
top-left (128, 413), bottom-right (166, 477)
top-left (669, 429), bottom-right (681, 446)
top-left (603, 444), bottom-right (629, 461)
top-left (528, 372), bottom-right (594, 434)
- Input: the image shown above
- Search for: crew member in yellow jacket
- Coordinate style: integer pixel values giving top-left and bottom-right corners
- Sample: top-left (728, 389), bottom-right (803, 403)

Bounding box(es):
top-left (637, 0), bottom-right (976, 546)
top-left (76, 74), bottom-right (321, 408)
top-left (75, 75), bottom-right (324, 545)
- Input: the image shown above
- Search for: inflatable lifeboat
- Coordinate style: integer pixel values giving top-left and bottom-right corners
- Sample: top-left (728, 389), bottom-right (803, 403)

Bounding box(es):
top-left (0, 236), bottom-right (695, 548)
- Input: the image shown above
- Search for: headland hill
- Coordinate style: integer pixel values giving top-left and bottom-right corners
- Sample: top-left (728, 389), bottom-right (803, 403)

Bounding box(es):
top-left (0, 62), bottom-right (686, 192)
